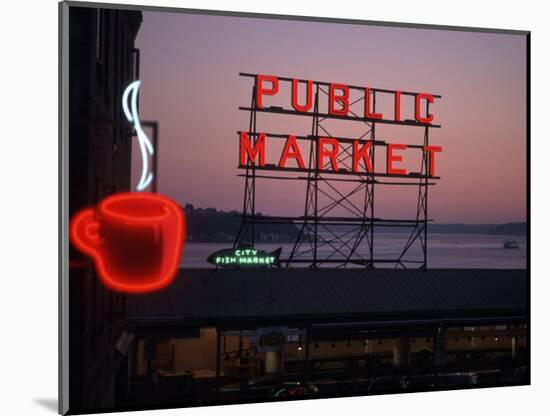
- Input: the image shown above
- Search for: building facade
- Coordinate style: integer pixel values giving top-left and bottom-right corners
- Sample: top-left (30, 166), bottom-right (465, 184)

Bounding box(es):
top-left (124, 268), bottom-right (528, 407)
top-left (68, 6), bottom-right (141, 411)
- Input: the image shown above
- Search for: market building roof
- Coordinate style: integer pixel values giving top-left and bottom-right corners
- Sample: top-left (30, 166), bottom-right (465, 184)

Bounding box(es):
top-left (127, 268), bottom-right (527, 329)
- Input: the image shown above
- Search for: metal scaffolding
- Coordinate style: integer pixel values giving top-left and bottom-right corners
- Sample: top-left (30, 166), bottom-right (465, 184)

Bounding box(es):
top-left (235, 73), bottom-right (441, 269)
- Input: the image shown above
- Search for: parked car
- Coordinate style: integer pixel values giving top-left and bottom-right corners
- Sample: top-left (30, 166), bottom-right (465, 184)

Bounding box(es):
top-left (366, 376), bottom-right (408, 394)
top-left (434, 372), bottom-right (479, 387)
top-left (269, 382), bottom-right (320, 399)
top-left (471, 369), bottom-right (502, 385)
top-left (404, 374), bottom-right (436, 391)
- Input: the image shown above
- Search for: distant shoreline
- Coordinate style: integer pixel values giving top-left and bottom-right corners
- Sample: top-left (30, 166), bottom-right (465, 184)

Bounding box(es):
top-left (182, 204), bottom-right (526, 242)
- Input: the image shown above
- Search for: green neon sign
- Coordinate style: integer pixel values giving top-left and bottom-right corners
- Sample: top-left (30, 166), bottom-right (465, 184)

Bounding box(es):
top-left (207, 247), bottom-right (282, 268)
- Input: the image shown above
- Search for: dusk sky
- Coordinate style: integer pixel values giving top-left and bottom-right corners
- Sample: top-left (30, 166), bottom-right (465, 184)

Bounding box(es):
top-left (134, 11), bottom-right (527, 224)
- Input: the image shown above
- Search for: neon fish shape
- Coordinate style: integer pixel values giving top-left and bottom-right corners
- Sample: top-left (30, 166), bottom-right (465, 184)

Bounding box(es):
top-left (122, 80), bottom-right (154, 191)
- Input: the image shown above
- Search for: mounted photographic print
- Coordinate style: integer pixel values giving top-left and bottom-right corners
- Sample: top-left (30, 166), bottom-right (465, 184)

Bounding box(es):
top-left (59, 1), bottom-right (530, 414)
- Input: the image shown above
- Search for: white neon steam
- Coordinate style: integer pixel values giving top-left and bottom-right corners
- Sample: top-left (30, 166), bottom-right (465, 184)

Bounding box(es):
top-left (122, 80), bottom-right (154, 191)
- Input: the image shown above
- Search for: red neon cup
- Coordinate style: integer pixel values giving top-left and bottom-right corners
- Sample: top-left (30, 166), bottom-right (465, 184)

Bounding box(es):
top-left (70, 192), bottom-right (185, 293)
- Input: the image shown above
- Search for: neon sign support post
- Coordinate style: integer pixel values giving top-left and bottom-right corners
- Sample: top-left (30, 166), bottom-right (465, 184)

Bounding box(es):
top-left (234, 73), bottom-right (442, 269)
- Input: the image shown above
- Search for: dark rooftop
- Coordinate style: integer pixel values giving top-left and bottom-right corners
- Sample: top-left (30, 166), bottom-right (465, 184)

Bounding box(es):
top-left (127, 268), bottom-right (528, 328)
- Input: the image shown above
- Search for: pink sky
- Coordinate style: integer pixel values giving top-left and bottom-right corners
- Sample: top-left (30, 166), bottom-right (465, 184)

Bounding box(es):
top-left (134, 11), bottom-right (527, 224)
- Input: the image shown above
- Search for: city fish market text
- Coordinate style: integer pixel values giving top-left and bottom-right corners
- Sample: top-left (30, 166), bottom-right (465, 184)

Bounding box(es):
top-left (207, 248), bottom-right (282, 268)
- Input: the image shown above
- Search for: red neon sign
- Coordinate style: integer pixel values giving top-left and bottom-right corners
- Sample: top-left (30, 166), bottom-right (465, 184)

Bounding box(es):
top-left (254, 74), bottom-right (438, 124)
top-left (239, 74), bottom-right (443, 177)
top-left (70, 192), bottom-right (186, 293)
top-left (239, 133), bottom-right (441, 176)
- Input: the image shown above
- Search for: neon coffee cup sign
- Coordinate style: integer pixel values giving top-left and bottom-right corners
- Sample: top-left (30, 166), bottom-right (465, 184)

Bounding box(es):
top-left (70, 81), bottom-right (186, 294)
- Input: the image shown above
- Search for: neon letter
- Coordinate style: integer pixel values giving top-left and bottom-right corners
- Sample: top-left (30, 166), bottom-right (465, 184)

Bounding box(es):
top-left (395, 91), bottom-right (401, 122)
top-left (239, 132), bottom-right (266, 166)
top-left (329, 83), bottom-right (349, 116)
top-left (318, 138), bottom-right (340, 171)
top-left (387, 143), bottom-right (407, 175)
top-left (415, 93), bottom-right (435, 123)
top-left (256, 74), bottom-right (279, 108)
top-left (291, 79), bottom-right (313, 112)
top-left (365, 87), bottom-right (383, 120)
top-left (352, 141), bottom-right (373, 173)
top-left (279, 135), bottom-right (305, 169)
top-left (423, 145), bottom-right (442, 176)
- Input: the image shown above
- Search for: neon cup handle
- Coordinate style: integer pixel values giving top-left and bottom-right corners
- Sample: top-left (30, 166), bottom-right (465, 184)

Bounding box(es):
top-left (70, 208), bottom-right (104, 258)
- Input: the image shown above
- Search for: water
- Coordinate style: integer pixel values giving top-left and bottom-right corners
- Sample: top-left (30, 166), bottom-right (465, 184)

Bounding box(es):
top-left (180, 233), bottom-right (527, 269)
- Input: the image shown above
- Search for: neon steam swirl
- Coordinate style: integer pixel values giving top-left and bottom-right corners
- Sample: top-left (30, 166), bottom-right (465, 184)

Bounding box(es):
top-left (122, 80), bottom-right (154, 191)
